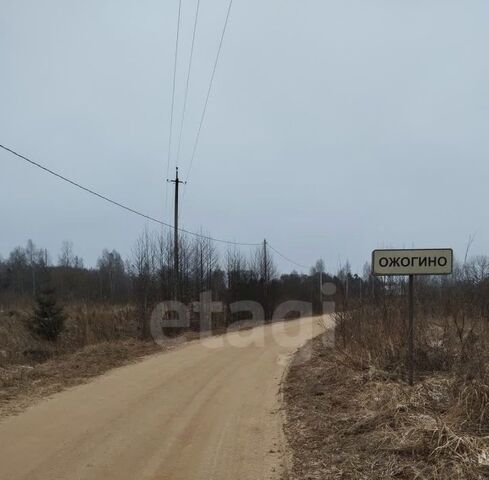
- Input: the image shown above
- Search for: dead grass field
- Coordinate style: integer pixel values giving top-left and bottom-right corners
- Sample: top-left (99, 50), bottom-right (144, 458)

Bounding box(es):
top-left (0, 303), bottom-right (174, 418)
top-left (283, 333), bottom-right (489, 480)
top-left (0, 339), bottom-right (163, 418)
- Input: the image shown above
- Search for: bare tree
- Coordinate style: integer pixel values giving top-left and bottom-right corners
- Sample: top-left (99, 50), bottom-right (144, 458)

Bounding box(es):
top-left (191, 234), bottom-right (219, 294)
top-left (467, 255), bottom-right (489, 284)
top-left (155, 231), bottom-right (173, 301)
top-left (131, 230), bottom-right (158, 339)
top-left (58, 241), bottom-right (83, 268)
top-left (97, 249), bottom-right (126, 301)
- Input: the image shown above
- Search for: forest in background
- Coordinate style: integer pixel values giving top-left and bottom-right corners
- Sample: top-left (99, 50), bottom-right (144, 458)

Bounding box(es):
top-left (0, 230), bottom-right (361, 366)
top-left (0, 233), bottom-right (354, 315)
top-left (3, 231), bottom-right (489, 367)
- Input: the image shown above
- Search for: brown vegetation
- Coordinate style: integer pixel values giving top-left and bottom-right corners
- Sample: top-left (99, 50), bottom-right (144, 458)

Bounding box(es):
top-left (0, 303), bottom-right (143, 366)
top-left (0, 303), bottom-right (167, 418)
top-left (284, 335), bottom-right (489, 479)
top-left (0, 339), bottom-right (160, 418)
top-left (284, 259), bottom-right (489, 479)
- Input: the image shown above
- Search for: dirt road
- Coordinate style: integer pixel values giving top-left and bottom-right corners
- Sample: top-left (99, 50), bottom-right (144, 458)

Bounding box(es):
top-left (0, 316), bottom-right (328, 480)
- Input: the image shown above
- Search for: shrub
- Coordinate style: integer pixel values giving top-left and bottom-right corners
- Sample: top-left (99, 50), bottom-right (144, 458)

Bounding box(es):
top-left (30, 288), bottom-right (65, 342)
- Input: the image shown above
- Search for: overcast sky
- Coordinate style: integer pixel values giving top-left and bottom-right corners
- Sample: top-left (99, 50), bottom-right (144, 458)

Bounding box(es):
top-left (1, 0), bottom-right (488, 273)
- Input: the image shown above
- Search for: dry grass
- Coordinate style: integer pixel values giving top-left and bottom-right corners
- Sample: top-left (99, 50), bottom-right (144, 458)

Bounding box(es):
top-left (0, 302), bottom-right (175, 418)
top-left (0, 339), bottom-right (166, 419)
top-left (284, 332), bottom-right (489, 480)
top-left (0, 302), bottom-right (142, 366)
top-left (0, 301), bottom-right (256, 419)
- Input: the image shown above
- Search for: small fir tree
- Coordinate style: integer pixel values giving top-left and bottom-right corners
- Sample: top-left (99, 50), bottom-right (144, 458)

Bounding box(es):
top-left (30, 287), bottom-right (65, 342)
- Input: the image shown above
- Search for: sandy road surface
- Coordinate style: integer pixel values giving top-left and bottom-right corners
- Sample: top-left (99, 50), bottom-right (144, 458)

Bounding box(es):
top-left (0, 316), bottom-right (328, 480)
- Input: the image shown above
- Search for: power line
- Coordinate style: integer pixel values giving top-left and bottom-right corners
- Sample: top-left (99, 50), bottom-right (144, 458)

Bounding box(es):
top-left (267, 243), bottom-right (310, 270)
top-left (165, 0), bottom-right (184, 220)
top-left (184, 0), bottom-right (234, 185)
top-left (176, 0), bottom-right (201, 167)
top-left (1, 144), bottom-right (312, 267)
top-left (0, 144), bottom-right (260, 247)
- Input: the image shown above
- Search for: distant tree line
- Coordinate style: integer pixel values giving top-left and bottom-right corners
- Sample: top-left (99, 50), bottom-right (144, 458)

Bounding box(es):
top-left (5, 236), bottom-right (488, 307)
top-left (3, 234), bottom-right (489, 341)
top-left (0, 239), bottom-right (129, 304)
top-left (0, 233), bottom-right (363, 328)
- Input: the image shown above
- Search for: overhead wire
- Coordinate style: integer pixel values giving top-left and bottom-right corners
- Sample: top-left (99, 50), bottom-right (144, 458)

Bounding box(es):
top-left (183, 0), bottom-right (234, 185)
top-left (267, 243), bottom-right (310, 271)
top-left (165, 0), bottom-right (184, 220)
top-left (1, 2), bottom-right (314, 270)
top-left (175, 0), bottom-right (201, 167)
top-left (0, 144), bottom-right (260, 247)
top-left (0, 0), bottom-right (311, 268)
top-left (2, 141), bottom-right (312, 265)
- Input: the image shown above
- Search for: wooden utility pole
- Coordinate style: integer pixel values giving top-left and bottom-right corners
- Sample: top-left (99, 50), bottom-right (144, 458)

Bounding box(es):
top-left (168, 167), bottom-right (185, 300)
top-left (263, 239), bottom-right (268, 319)
top-left (319, 269), bottom-right (323, 311)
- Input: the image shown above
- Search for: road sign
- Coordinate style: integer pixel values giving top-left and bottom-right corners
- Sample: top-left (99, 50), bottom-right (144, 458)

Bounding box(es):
top-left (372, 248), bottom-right (453, 276)
top-left (371, 247), bottom-right (453, 386)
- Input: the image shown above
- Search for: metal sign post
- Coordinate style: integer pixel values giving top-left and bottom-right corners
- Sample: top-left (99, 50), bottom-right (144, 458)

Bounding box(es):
top-left (408, 274), bottom-right (414, 386)
top-left (372, 248), bottom-right (453, 386)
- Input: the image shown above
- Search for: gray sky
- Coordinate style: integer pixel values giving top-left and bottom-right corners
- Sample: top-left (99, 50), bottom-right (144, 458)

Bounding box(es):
top-left (1, 0), bottom-right (488, 273)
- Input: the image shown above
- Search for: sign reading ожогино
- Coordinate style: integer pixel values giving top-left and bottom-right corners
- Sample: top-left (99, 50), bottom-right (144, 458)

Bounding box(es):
top-left (372, 248), bottom-right (453, 276)
top-left (371, 247), bottom-right (453, 385)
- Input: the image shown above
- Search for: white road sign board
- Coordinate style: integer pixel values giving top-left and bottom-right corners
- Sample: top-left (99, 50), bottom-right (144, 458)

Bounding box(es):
top-left (372, 248), bottom-right (453, 276)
